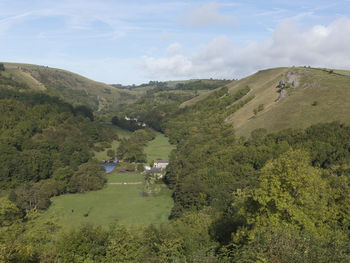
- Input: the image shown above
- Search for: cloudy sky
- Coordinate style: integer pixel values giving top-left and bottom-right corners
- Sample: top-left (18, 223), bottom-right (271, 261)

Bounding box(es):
top-left (1, 0), bottom-right (350, 84)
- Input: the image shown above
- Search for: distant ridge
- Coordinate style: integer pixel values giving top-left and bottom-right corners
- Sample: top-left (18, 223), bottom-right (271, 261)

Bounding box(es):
top-left (0, 62), bottom-right (137, 112)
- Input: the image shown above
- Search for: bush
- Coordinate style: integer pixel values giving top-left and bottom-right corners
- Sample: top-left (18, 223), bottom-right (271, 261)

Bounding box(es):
top-left (107, 149), bottom-right (115, 158)
top-left (137, 163), bottom-right (144, 172)
top-left (69, 162), bottom-right (106, 193)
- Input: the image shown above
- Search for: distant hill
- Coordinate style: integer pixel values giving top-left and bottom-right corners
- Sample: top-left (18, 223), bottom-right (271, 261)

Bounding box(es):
top-left (0, 62), bottom-right (137, 112)
top-left (181, 67), bottom-right (350, 137)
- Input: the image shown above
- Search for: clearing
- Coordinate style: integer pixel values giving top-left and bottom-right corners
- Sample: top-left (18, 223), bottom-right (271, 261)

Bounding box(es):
top-left (145, 132), bottom-right (176, 163)
top-left (41, 172), bottom-right (173, 228)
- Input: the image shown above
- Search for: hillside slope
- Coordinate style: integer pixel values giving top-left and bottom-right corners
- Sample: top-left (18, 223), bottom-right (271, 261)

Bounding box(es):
top-left (1, 62), bottom-right (137, 112)
top-left (182, 67), bottom-right (350, 137)
top-left (229, 67), bottom-right (350, 136)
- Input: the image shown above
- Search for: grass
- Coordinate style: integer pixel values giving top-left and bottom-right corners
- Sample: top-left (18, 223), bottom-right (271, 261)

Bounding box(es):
top-left (145, 132), bottom-right (176, 163)
top-left (222, 67), bottom-right (350, 137)
top-left (333, 69), bottom-right (350, 77)
top-left (107, 172), bottom-right (144, 183)
top-left (2, 62), bottom-right (140, 111)
top-left (41, 171), bottom-right (173, 228)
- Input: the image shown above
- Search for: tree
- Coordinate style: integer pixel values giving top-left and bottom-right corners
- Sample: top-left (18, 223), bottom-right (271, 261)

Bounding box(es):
top-left (235, 149), bottom-right (341, 242)
top-left (107, 149), bottom-right (115, 158)
top-left (0, 197), bottom-right (22, 226)
top-left (69, 162), bottom-right (106, 193)
top-left (0, 63), bottom-right (5, 71)
top-left (54, 225), bottom-right (109, 262)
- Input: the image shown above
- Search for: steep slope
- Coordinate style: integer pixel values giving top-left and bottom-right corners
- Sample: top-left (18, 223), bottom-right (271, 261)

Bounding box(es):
top-left (181, 67), bottom-right (350, 137)
top-left (226, 67), bottom-right (350, 136)
top-left (1, 62), bottom-right (137, 112)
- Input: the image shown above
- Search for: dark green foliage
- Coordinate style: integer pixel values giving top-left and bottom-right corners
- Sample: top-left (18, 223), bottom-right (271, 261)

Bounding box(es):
top-left (49, 210), bottom-right (219, 262)
top-left (0, 88), bottom-right (111, 190)
top-left (0, 63), bottom-right (5, 71)
top-left (74, 105), bottom-right (94, 121)
top-left (0, 197), bottom-right (23, 227)
top-left (69, 162), bottom-right (106, 193)
top-left (54, 224), bottom-right (110, 262)
top-left (227, 225), bottom-right (350, 263)
top-left (117, 128), bottom-right (155, 163)
top-left (107, 149), bottom-right (115, 158)
top-left (115, 80), bottom-right (231, 132)
top-left (111, 115), bottom-right (141, 131)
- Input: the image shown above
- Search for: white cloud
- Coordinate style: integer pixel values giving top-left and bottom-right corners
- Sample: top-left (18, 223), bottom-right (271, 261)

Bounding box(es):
top-left (141, 55), bottom-right (193, 77)
top-left (185, 2), bottom-right (236, 27)
top-left (140, 18), bottom-right (350, 80)
top-left (166, 42), bottom-right (182, 55)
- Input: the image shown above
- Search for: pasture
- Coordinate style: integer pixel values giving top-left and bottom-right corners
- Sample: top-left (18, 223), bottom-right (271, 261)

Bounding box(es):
top-left (42, 171), bottom-right (173, 228)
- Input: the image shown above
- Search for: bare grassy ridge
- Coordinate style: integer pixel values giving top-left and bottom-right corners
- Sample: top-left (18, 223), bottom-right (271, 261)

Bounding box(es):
top-left (180, 67), bottom-right (350, 137)
top-left (200, 67), bottom-right (350, 137)
top-left (1, 62), bottom-right (138, 111)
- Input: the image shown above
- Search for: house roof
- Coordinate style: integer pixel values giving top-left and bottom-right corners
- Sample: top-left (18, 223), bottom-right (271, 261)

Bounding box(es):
top-left (146, 168), bottom-right (163, 174)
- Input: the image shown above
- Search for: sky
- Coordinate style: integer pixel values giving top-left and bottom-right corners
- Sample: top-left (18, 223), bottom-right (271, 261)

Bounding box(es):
top-left (1, 0), bottom-right (350, 84)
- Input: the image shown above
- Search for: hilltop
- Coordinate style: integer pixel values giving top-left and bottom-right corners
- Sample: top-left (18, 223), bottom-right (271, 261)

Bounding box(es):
top-left (0, 62), bottom-right (137, 113)
top-left (182, 67), bottom-right (350, 137)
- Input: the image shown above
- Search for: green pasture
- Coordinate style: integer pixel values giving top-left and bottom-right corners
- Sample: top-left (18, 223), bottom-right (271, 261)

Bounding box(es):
top-left (145, 132), bottom-right (176, 163)
top-left (41, 172), bottom-right (173, 228)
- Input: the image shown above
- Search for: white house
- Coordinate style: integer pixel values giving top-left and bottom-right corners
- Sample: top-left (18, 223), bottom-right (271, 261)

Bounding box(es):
top-left (153, 160), bottom-right (169, 170)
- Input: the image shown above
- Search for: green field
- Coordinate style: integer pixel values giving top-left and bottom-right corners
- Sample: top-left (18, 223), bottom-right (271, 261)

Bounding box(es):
top-left (42, 172), bottom-right (173, 228)
top-left (145, 132), bottom-right (176, 163)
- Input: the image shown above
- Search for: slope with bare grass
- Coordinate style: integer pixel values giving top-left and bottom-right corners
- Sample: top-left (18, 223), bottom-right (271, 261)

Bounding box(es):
top-left (180, 67), bottom-right (350, 137)
top-left (1, 62), bottom-right (138, 112)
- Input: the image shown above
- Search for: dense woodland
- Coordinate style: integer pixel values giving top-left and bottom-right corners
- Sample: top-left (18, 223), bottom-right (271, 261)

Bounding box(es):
top-left (2, 73), bottom-right (350, 262)
top-left (0, 86), bottom-right (115, 214)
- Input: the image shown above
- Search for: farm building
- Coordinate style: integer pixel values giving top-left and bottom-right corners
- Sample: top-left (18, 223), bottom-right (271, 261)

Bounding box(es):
top-left (153, 160), bottom-right (169, 170)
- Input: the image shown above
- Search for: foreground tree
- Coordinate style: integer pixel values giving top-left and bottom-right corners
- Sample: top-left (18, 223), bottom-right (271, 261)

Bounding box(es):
top-left (234, 149), bottom-right (350, 242)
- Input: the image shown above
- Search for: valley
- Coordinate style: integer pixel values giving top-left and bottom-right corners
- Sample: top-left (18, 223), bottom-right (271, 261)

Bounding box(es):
top-left (2, 63), bottom-right (350, 262)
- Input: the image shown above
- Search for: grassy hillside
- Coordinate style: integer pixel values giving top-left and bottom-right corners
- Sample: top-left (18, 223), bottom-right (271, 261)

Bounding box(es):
top-left (1, 62), bottom-right (137, 112)
top-left (181, 67), bottom-right (350, 137)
